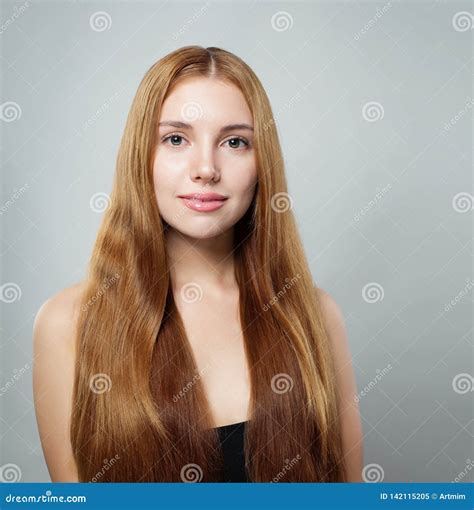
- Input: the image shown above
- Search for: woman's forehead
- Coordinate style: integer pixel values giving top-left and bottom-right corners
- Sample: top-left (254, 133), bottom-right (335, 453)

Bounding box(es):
top-left (160, 77), bottom-right (252, 124)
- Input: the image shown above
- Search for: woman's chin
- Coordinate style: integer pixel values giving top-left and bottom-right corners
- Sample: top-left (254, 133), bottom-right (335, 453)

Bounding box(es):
top-left (168, 221), bottom-right (229, 241)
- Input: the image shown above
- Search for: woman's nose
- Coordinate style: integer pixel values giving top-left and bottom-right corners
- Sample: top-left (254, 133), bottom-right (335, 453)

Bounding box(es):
top-left (190, 146), bottom-right (220, 183)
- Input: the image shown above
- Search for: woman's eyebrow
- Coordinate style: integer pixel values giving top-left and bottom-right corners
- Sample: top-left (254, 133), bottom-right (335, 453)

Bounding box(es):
top-left (158, 120), bottom-right (254, 133)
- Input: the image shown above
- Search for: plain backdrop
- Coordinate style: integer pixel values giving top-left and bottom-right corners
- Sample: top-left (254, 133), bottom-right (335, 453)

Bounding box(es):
top-left (0, 0), bottom-right (472, 482)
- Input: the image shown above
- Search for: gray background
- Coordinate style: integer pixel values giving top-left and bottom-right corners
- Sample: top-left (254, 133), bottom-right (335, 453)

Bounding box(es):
top-left (0, 0), bottom-right (472, 483)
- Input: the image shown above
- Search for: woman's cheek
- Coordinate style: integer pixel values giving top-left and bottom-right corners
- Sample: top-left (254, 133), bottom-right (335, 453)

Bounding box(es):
top-left (236, 167), bottom-right (258, 199)
top-left (153, 170), bottom-right (177, 216)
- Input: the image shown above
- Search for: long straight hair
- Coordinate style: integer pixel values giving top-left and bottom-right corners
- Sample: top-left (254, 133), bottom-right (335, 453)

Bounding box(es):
top-left (71, 45), bottom-right (347, 482)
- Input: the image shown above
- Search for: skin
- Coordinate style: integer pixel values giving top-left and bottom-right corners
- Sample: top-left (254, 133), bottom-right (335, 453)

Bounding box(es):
top-left (153, 77), bottom-right (258, 291)
top-left (32, 77), bottom-right (363, 482)
top-left (152, 77), bottom-right (258, 430)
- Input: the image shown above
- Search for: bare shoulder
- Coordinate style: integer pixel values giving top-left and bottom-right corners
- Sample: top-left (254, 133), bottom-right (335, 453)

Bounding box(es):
top-left (314, 285), bottom-right (351, 369)
top-left (32, 281), bottom-right (87, 482)
top-left (33, 281), bottom-right (87, 354)
top-left (315, 285), bottom-right (363, 481)
top-left (315, 286), bottom-right (346, 337)
top-left (314, 286), bottom-right (351, 367)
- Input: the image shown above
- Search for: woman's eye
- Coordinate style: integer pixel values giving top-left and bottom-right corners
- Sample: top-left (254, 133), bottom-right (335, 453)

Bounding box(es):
top-left (162, 135), bottom-right (249, 149)
top-left (163, 134), bottom-right (185, 146)
top-left (225, 137), bottom-right (249, 149)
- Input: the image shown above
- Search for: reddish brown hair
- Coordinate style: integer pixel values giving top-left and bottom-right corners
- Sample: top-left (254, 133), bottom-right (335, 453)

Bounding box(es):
top-left (71, 45), bottom-right (346, 482)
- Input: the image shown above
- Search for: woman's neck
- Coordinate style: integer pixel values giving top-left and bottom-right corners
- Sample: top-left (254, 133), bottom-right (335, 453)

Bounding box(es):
top-left (166, 228), bottom-right (237, 294)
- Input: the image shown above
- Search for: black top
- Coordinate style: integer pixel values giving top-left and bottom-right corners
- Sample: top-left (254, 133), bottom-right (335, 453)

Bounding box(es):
top-left (215, 420), bottom-right (249, 482)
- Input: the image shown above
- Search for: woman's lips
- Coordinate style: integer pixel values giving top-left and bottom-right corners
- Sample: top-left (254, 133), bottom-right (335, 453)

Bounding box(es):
top-left (180, 197), bottom-right (228, 212)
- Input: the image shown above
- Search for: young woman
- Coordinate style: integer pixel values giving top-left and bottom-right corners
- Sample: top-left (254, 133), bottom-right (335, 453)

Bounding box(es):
top-left (33, 46), bottom-right (363, 483)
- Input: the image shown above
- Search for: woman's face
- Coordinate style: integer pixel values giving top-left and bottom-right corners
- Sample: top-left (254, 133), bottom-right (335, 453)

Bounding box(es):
top-left (153, 77), bottom-right (258, 239)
